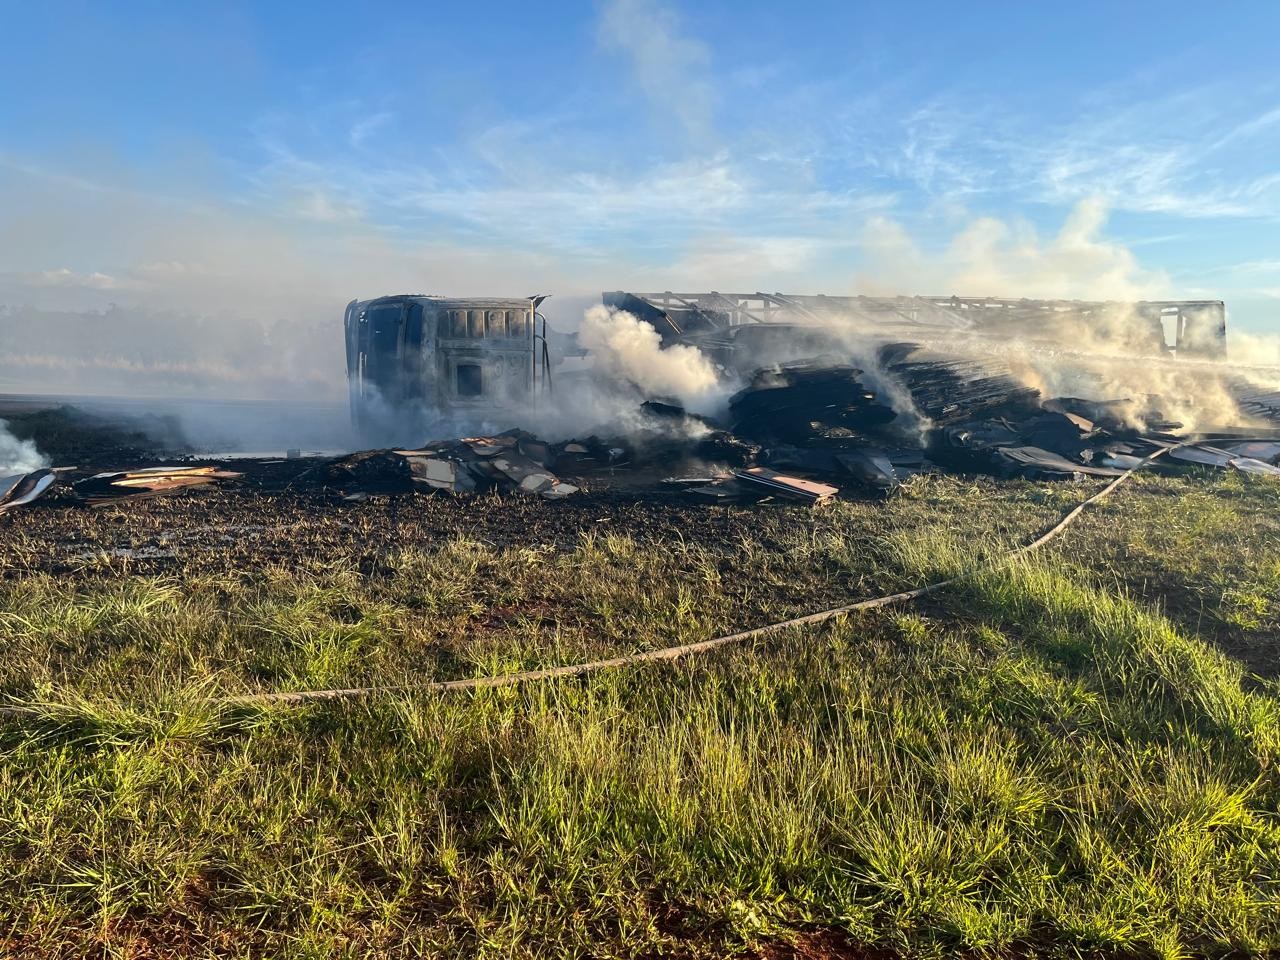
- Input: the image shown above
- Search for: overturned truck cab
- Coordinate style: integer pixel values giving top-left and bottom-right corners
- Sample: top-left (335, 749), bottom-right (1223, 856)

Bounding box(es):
top-left (345, 295), bottom-right (550, 439)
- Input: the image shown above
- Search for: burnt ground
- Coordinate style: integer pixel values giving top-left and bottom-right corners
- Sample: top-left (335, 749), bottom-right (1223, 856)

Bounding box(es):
top-left (2, 404), bottom-right (1278, 684)
top-left (2, 458), bottom-right (819, 576)
top-left (3, 449), bottom-right (1279, 679)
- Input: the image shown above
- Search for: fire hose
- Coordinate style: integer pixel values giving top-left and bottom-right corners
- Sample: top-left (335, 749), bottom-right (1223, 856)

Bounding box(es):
top-left (0, 442), bottom-right (1197, 720)
top-left (216, 442), bottom-right (1186, 709)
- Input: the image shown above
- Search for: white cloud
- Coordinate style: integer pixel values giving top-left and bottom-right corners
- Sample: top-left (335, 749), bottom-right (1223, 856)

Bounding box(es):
top-left (23, 267), bottom-right (120, 290)
top-left (247, 133), bottom-right (897, 263)
top-left (132, 260), bottom-right (206, 278)
top-left (349, 111), bottom-right (393, 148)
top-left (1025, 94), bottom-right (1280, 220)
top-left (831, 85), bottom-right (1280, 222)
top-left (856, 197), bottom-right (1169, 301)
top-left (291, 186), bottom-right (365, 222)
top-left (1212, 259), bottom-right (1280, 276)
top-left (1209, 105), bottom-right (1280, 151)
top-left (597, 0), bottom-right (716, 145)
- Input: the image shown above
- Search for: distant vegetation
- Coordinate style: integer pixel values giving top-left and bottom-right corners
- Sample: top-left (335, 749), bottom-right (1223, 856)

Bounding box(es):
top-left (0, 304), bottom-right (338, 397)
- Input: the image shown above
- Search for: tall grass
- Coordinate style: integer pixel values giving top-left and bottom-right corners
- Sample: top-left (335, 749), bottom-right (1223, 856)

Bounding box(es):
top-left (0, 475), bottom-right (1278, 957)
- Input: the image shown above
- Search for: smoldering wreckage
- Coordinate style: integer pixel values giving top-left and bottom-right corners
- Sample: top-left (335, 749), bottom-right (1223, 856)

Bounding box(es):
top-left (4, 290), bottom-right (1280, 518)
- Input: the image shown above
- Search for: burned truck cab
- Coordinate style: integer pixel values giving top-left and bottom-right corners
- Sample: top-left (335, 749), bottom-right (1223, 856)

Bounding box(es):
top-left (345, 295), bottom-right (548, 439)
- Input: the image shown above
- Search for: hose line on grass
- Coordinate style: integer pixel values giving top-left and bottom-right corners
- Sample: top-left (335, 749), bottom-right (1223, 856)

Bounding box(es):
top-left (0, 442), bottom-right (1192, 720)
top-left (212, 442), bottom-right (1186, 709)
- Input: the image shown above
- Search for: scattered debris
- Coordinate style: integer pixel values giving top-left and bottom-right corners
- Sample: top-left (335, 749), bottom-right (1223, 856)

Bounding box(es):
top-left (1170, 443), bottom-right (1280, 476)
top-left (74, 466), bottom-right (243, 506)
top-left (879, 342), bottom-right (1041, 426)
top-left (733, 467), bottom-right (839, 504)
top-left (991, 446), bottom-right (1126, 481)
top-left (0, 468), bottom-right (57, 515)
top-left (8, 335), bottom-right (1278, 520)
top-left (324, 430), bottom-right (583, 499)
top-left (695, 347), bottom-right (1280, 496)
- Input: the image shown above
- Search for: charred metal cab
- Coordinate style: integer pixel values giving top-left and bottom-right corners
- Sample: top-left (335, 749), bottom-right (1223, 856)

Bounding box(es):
top-left (344, 295), bottom-right (549, 436)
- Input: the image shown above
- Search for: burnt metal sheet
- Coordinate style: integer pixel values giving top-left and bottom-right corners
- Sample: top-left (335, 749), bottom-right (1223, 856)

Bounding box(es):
top-left (992, 446), bottom-right (1126, 480)
top-left (74, 466), bottom-right (243, 505)
top-left (1222, 440), bottom-right (1280, 464)
top-left (734, 467), bottom-right (838, 502)
top-left (0, 473), bottom-right (26, 503)
top-left (834, 449), bottom-right (898, 491)
top-left (1170, 445), bottom-right (1235, 468)
top-left (0, 468), bottom-right (56, 514)
top-left (943, 420), bottom-right (1021, 450)
top-left (1228, 457), bottom-right (1280, 477)
top-left (1167, 442), bottom-right (1280, 476)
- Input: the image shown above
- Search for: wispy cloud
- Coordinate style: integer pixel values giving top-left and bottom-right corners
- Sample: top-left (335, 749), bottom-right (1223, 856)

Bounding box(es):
top-left (1204, 258), bottom-right (1280, 276)
top-left (349, 110), bottom-right (393, 148)
top-left (244, 112), bottom-right (897, 264)
top-left (1021, 90), bottom-right (1280, 219)
top-left (824, 82), bottom-right (1280, 222)
top-left (12, 267), bottom-right (121, 290)
top-left (597, 0), bottom-right (716, 146)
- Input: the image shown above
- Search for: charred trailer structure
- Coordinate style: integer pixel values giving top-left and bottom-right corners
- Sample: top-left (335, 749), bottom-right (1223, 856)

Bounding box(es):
top-left (603, 292), bottom-right (1227, 364)
top-left (345, 295), bottom-right (551, 437)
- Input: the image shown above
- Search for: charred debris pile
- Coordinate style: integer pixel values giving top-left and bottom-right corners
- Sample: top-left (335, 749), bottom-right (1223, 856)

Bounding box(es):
top-left (316, 340), bottom-right (1280, 505)
top-left (655, 341), bottom-right (1279, 502)
top-left (3, 342), bottom-right (1279, 516)
top-left (322, 434), bottom-right (582, 500)
top-left (682, 344), bottom-right (1157, 502)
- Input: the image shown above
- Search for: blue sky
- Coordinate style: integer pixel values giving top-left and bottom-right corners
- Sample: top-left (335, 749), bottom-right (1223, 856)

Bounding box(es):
top-left (1, 0), bottom-right (1278, 335)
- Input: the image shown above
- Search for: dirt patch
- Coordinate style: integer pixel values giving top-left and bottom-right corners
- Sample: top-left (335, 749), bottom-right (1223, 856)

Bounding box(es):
top-left (751, 931), bottom-right (901, 960)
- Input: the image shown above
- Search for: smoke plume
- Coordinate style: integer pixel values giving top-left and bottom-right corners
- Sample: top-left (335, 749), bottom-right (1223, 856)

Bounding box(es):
top-left (851, 200), bottom-right (1280, 433)
top-left (1230, 330), bottom-right (1280, 366)
top-left (857, 198), bottom-right (1165, 302)
top-left (577, 305), bottom-right (731, 414)
top-left (0, 421), bottom-right (48, 476)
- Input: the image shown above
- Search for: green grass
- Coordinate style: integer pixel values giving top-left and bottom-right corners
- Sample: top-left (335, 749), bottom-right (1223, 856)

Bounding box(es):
top-left (1, 473), bottom-right (1279, 957)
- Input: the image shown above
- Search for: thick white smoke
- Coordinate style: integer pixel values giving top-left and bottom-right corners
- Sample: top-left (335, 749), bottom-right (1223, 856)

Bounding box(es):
top-left (0, 421), bottom-right (48, 476)
top-left (851, 199), bottom-right (1280, 432)
top-left (857, 198), bottom-right (1165, 302)
top-left (1230, 330), bottom-right (1280, 366)
top-left (577, 305), bottom-right (731, 415)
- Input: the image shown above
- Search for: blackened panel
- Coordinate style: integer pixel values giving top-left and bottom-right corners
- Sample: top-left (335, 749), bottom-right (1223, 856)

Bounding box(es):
top-left (457, 362), bottom-right (483, 397)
